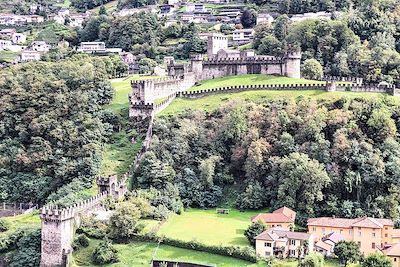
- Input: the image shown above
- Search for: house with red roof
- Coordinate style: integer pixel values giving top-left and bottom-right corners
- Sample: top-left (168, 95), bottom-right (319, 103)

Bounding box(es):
top-left (251, 207), bottom-right (296, 231)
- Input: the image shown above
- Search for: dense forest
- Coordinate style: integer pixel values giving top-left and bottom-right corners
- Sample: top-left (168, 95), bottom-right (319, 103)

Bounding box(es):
top-left (0, 55), bottom-right (115, 204)
top-left (135, 96), bottom-right (400, 225)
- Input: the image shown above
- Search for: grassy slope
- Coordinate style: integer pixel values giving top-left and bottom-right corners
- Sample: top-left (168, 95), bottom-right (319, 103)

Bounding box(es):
top-left (188, 74), bottom-right (324, 92)
top-left (160, 90), bottom-right (392, 116)
top-left (0, 212), bottom-right (40, 237)
top-left (157, 208), bottom-right (268, 246)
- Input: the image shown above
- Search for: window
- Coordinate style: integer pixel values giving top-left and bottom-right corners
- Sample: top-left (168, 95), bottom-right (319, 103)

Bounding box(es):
top-left (265, 242), bottom-right (271, 247)
top-left (372, 243), bottom-right (375, 249)
top-left (340, 229), bottom-right (343, 234)
top-left (385, 227), bottom-right (388, 230)
top-left (395, 258), bottom-right (397, 262)
top-left (322, 228), bottom-right (325, 233)
top-left (372, 232), bottom-right (376, 238)
top-left (385, 234), bottom-right (388, 237)
top-left (290, 250), bottom-right (296, 256)
top-left (277, 224), bottom-right (282, 227)
top-left (358, 231), bottom-right (362, 237)
top-left (358, 241), bottom-right (361, 247)
top-left (349, 230), bottom-right (353, 235)
top-left (265, 251), bottom-right (271, 256)
top-left (290, 240), bottom-right (296, 245)
top-left (313, 227), bottom-right (316, 232)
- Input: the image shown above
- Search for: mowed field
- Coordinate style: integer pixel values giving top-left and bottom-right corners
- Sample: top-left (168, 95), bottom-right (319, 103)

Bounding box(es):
top-left (157, 208), bottom-right (267, 246)
top-left (188, 74), bottom-right (324, 92)
top-left (72, 240), bottom-right (265, 267)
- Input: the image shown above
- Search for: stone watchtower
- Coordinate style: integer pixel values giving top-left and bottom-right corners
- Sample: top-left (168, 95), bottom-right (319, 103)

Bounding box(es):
top-left (284, 52), bottom-right (302, 79)
top-left (207, 33), bottom-right (228, 59)
top-left (190, 54), bottom-right (203, 81)
top-left (97, 175), bottom-right (127, 201)
top-left (40, 207), bottom-right (75, 267)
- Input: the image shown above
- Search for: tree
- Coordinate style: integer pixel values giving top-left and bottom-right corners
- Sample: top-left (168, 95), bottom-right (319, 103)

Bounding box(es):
top-left (10, 229), bottom-right (41, 267)
top-left (240, 8), bottom-right (257, 28)
top-left (244, 221), bottom-right (266, 247)
top-left (258, 34), bottom-right (284, 57)
top-left (92, 238), bottom-right (118, 265)
top-left (99, 5), bottom-right (107, 15)
top-left (362, 253), bottom-right (391, 267)
top-left (302, 59), bottom-right (323, 80)
top-left (236, 181), bottom-right (266, 210)
top-left (334, 241), bottom-right (361, 266)
top-left (109, 202), bottom-right (141, 241)
top-left (299, 252), bottom-right (324, 267)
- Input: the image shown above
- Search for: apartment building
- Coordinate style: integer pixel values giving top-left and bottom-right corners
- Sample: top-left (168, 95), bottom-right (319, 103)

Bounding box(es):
top-left (307, 216), bottom-right (394, 254)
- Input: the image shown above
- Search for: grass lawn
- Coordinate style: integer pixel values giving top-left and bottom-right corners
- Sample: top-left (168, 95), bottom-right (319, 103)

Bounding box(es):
top-left (108, 75), bottom-right (160, 113)
top-left (157, 208), bottom-right (268, 247)
top-left (0, 50), bottom-right (18, 63)
top-left (159, 90), bottom-right (394, 116)
top-left (92, 0), bottom-right (118, 13)
top-left (0, 212), bottom-right (40, 237)
top-left (72, 240), bottom-right (265, 267)
top-left (188, 74), bottom-right (324, 92)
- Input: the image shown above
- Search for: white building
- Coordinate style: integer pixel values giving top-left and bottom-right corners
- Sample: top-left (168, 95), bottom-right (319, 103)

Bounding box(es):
top-left (232, 28), bottom-right (255, 42)
top-left (20, 50), bottom-right (42, 62)
top-left (58, 8), bottom-right (70, 17)
top-left (186, 3), bottom-right (206, 13)
top-left (69, 14), bottom-right (89, 27)
top-left (51, 15), bottom-right (66, 25)
top-left (255, 228), bottom-right (314, 259)
top-left (31, 41), bottom-right (49, 52)
top-left (0, 40), bottom-right (12, 50)
top-left (12, 33), bottom-right (26, 44)
top-left (0, 28), bottom-right (16, 39)
top-left (257, 13), bottom-right (274, 25)
top-left (77, 42), bottom-right (122, 54)
top-left (290, 12), bottom-right (332, 22)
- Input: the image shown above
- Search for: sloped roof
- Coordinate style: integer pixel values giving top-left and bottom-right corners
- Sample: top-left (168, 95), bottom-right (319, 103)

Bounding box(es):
top-left (251, 207), bottom-right (296, 224)
top-left (383, 243), bottom-right (400, 256)
top-left (322, 232), bottom-right (345, 244)
top-left (393, 229), bottom-right (400, 238)
top-left (255, 230), bottom-right (280, 241)
top-left (272, 228), bottom-right (310, 240)
top-left (315, 240), bottom-right (333, 251)
top-left (273, 207), bottom-right (296, 220)
top-left (307, 217), bottom-right (394, 229)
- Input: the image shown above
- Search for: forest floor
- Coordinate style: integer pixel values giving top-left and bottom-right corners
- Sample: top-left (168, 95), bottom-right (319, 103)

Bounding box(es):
top-left (188, 74), bottom-right (324, 92)
top-left (157, 208), bottom-right (268, 246)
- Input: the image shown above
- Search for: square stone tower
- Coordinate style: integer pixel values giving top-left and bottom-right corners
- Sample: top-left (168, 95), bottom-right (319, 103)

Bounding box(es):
top-left (207, 33), bottom-right (228, 59)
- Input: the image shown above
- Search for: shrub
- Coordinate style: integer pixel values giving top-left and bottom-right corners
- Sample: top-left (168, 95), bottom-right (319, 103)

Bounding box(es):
top-left (72, 234), bottom-right (90, 250)
top-left (299, 252), bottom-right (324, 267)
top-left (76, 218), bottom-right (109, 239)
top-left (109, 202), bottom-right (141, 241)
top-left (92, 238), bottom-right (118, 265)
top-left (151, 204), bottom-right (170, 221)
top-left (0, 220), bottom-right (8, 232)
top-left (244, 221), bottom-right (266, 247)
top-left (102, 197), bottom-right (116, 211)
top-left (10, 228), bottom-right (41, 267)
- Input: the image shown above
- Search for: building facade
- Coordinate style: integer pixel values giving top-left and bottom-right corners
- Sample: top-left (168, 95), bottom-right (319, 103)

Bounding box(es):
top-left (251, 207), bottom-right (296, 231)
top-left (308, 216), bottom-right (394, 254)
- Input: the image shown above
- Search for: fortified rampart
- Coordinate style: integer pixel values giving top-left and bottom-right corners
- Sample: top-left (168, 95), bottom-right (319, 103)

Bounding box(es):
top-left (40, 176), bottom-right (127, 267)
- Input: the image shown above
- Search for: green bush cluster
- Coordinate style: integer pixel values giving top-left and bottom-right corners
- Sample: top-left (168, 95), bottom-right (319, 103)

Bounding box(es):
top-left (92, 238), bottom-right (118, 265)
top-left (0, 219), bottom-right (8, 232)
top-left (72, 234), bottom-right (90, 251)
top-left (132, 233), bottom-right (257, 263)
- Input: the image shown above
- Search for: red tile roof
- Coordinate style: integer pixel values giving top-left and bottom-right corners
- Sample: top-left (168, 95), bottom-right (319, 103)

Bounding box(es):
top-left (307, 216), bottom-right (394, 229)
top-left (315, 240), bottom-right (333, 251)
top-left (256, 228), bottom-right (311, 241)
top-left (251, 207), bottom-right (296, 224)
top-left (383, 243), bottom-right (400, 257)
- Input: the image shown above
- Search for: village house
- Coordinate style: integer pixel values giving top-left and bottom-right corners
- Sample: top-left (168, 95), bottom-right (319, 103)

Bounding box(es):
top-left (77, 42), bottom-right (122, 54)
top-left (314, 232), bottom-right (344, 256)
top-left (232, 28), bottom-right (255, 43)
top-left (31, 41), bottom-right (50, 52)
top-left (0, 28), bottom-right (16, 39)
top-left (12, 33), bottom-right (26, 44)
top-left (58, 8), bottom-right (70, 17)
top-left (69, 13), bottom-right (90, 27)
top-left (257, 13), bottom-right (274, 25)
top-left (290, 11), bottom-right (332, 22)
top-left (255, 228), bottom-right (314, 259)
top-left (186, 3), bottom-right (206, 13)
top-left (0, 40), bottom-right (12, 50)
top-left (251, 207), bottom-right (296, 231)
top-left (49, 14), bottom-right (66, 25)
top-left (382, 243), bottom-right (400, 267)
top-left (19, 50), bottom-right (42, 62)
top-left (307, 216), bottom-right (394, 254)
top-left (159, 5), bottom-right (176, 17)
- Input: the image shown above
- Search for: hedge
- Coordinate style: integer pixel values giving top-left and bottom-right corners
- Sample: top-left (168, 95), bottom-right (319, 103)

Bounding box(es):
top-left (131, 233), bottom-right (257, 263)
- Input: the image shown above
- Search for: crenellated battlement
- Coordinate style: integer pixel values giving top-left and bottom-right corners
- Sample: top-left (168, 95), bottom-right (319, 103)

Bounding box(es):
top-left (203, 57), bottom-right (283, 65)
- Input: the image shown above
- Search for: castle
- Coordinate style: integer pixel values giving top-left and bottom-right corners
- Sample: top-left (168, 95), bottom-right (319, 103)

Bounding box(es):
top-left (129, 33), bottom-right (301, 118)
